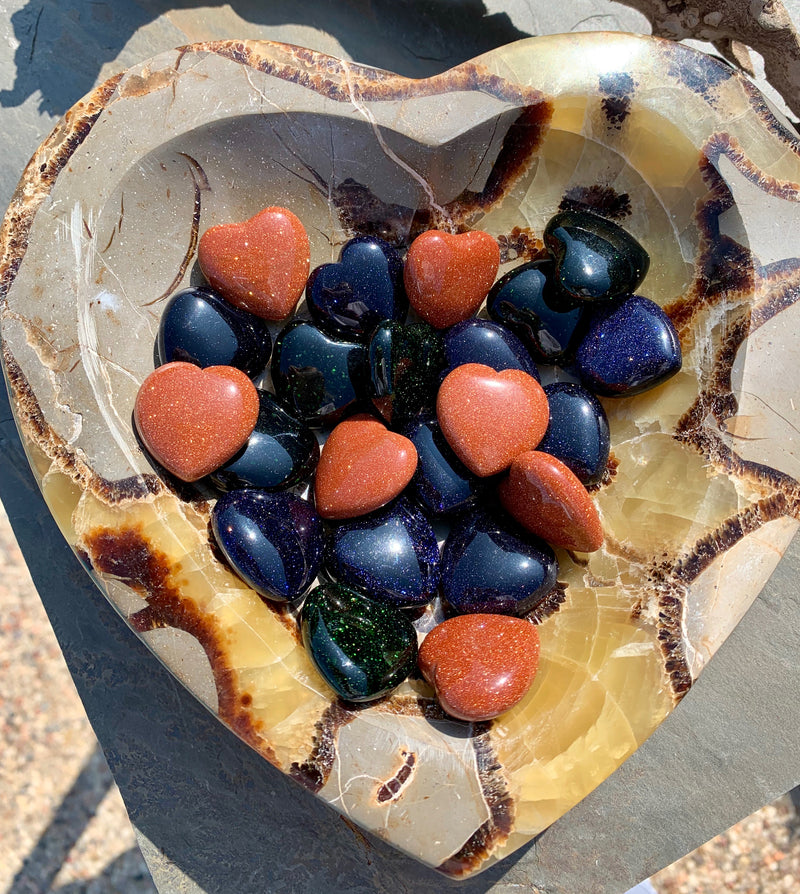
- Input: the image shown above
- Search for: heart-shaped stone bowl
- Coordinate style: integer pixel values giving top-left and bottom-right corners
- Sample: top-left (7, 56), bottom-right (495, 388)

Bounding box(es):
top-left (2, 33), bottom-right (800, 879)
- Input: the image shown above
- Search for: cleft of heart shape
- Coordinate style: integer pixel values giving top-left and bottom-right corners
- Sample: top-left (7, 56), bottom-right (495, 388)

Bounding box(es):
top-left (436, 363), bottom-right (549, 477)
top-left (198, 206), bottom-right (310, 321)
top-left (315, 414), bottom-right (418, 519)
top-left (404, 229), bottom-right (500, 329)
top-left (134, 362), bottom-right (260, 482)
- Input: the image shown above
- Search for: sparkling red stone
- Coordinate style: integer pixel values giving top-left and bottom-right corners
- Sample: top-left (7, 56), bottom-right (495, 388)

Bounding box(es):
top-left (403, 229), bottom-right (500, 329)
top-left (418, 613), bottom-right (541, 722)
top-left (134, 362), bottom-right (260, 482)
top-left (314, 414), bottom-right (418, 520)
top-left (198, 206), bottom-right (310, 321)
top-left (436, 363), bottom-right (549, 477)
top-left (498, 450), bottom-right (604, 552)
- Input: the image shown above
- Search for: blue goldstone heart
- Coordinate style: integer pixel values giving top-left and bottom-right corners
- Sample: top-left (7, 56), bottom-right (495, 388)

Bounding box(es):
top-left (441, 318), bottom-right (540, 380)
top-left (300, 582), bottom-right (418, 702)
top-left (369, 320), bottom-right (445, 423)
top-left (307, 236), bottom-right (407, 338)
top-left (575, 295), bottom-right (682, 397)
top-left (401, 413), bottom-right (481, 516)
top-left (211, 491), bottom-right (323, 603)
top-left (157, 286), bottom-right (272, 377)
top-left (539, 383), bottom-right (610, 486)
top-left (543, 210), bottom-right (650, 301)
top-left (210, 389), bottom-right (319, 492)
top-left (271, 320), bottom-right (368, 426)
top-left (323, 498), bottom-right (440, 608)
top-left (441, 508), bottom-right (558, 616)
top-left (487, 259), bottom-right (586, 363)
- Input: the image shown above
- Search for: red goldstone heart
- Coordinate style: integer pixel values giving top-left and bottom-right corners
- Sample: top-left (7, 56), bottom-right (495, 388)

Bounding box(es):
top-left (403, 230), bottom-right (500, 328)
top-left (499, 450), bottom-right (604, 552)
top-left (436, 363), bottom-right (549, 477)
top-left (134, 362), bottom-right (260, 482)
top-left (315, 414), bottom-right (418, 520)
top-left (198, 206), bottom-right (310, 321)
top-left (418, 614), bottom-right (540, 722)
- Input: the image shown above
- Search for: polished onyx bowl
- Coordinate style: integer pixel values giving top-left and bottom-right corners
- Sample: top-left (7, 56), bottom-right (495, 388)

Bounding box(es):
top-left (2, 34), bottom-right (800, 877)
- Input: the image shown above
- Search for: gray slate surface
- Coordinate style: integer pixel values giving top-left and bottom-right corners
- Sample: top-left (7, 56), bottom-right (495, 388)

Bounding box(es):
top-left (1, 2), bottom-right (799, 893)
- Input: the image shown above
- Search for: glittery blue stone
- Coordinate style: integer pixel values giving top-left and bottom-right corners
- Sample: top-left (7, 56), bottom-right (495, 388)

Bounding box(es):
top-left (544, 210), bottom-right (650, 301)
top-left (441, 318), bottom-right (540, 380)
top-left (307, 236), bottom-right (407, 338)
top-left (157, 286), bottom-right (272, 377)
top-left (211, 491), bottom-right (323, 603)
top-left (575, 295), bottom-right (682, 397)
top-left (401, 413), bottom-right (481, 516)
top-left (441, 509), bottom-right (558, 616)
top-left (487, 259), bottom-right (586, 363)
top-left (323, 498), bottom-right (440, 608)
top-left (539, 383), bottom-right (610, 486)
top-left (301, 582), bottom-right (418, 702)
top-left (210, 389), bottom-right (319, 492)
top-left (271, 320), bottom-right (368, 427)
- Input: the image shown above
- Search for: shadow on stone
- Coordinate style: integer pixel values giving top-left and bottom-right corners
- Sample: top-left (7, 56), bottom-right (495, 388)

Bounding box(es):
top-left (0, 0), bottom-right (531, 117)
top-left (9, 745), bottom-right (119, 894)
top-left (51, 849), bottom-right (156, 894)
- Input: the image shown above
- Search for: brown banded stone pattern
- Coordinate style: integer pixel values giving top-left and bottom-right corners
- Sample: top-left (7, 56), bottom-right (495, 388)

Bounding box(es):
top-left (3, 34), bottom-right (800, 877)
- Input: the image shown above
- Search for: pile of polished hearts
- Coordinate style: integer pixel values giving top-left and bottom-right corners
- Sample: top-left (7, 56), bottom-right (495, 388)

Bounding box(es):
top-left (133, 204), bottom-right (682, 722)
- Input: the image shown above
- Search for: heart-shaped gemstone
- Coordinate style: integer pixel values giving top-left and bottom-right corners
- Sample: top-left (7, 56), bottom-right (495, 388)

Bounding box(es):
top-left (368, 320), bottom-right (445, 423)
top-left (314, 414), bottom-right (417, 519)
top-left (157, 285), bottom-right (272, 378)
top-left (306, 235), bottom-right (407, 338)
top-left (499, 450), bottom-right (604, 552)
top-left (441, 508), bottom-right (558, 616)
top-left (436, 363), bottom-right (549, 477)
top-left (441, 318), bottom-right (539, 380)
top-left (418, 614), bottom-right (541, 722)
top-left (134, 362), bottom-right (259, 482)
top-left (543, 209), bottom-right (650, 302)
top-left (400, 412), bottom-right (482, 516)
top-left (323, 497), bottom-right (440, 608)
top-left (301, 582), bottom-right (418, 702)
top-left (271, 320), bottom-right (368, 427)
top-left (198, 206), bottom-right (309, 320)
top-left (575, 294), bottom-right (682, 397)
top-left (539, 383), bottom-right (610, 486)
top-left (487, 258), bottom-right (587, 363)
top-left (211, 491), bottom-right (323, 603)
top-left (209, 389), bottom-right (319, 492)
top-left (403, 230), bottom-right (500, 328)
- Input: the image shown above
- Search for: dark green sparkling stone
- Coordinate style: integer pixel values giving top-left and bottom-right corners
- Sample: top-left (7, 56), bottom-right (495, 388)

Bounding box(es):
top-left (300, 582), bottom-right (418, 702)
top-left (543, 209), bottom-right (650, 302)
top-left (368, 320), bottom-right (445, 423)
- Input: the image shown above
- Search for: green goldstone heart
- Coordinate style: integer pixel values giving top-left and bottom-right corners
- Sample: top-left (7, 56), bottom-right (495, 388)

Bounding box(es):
top-left (300, 582), bottom-right (418, 702)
